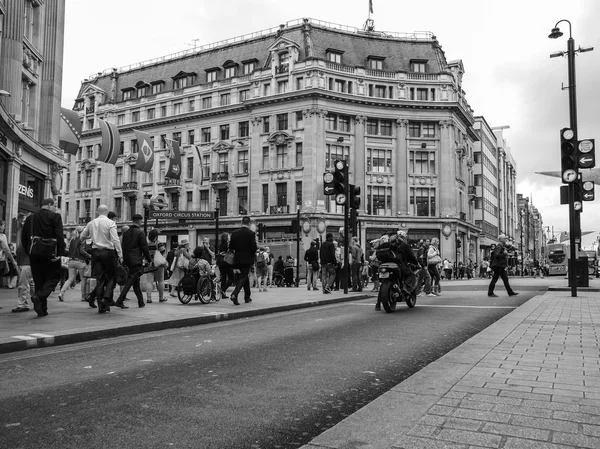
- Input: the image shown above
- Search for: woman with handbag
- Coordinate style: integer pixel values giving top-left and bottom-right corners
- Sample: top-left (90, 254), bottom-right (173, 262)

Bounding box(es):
top-left (0, 221), bottom-right (17, 291)
top-left (145, 230), bottom-right (166, 303)
top-left (216, 232), bottom-right (233, 299)
top-left (427, 237), bottom-right (442, 295)
top-left (166, 239), bottom-right (190, 297)
top-left (58, 227), bottom-right (88, 301)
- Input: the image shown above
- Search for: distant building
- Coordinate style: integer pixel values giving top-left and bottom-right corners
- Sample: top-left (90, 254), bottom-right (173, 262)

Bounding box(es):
top-left (0, 0), bottom-right (67, 240)
top-left (67, 18), bottom-right (484, 262)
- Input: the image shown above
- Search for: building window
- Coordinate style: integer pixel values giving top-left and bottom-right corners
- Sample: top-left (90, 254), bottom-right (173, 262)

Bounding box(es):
top-left (218, 153), bottom-right (228, 173)
top-left (137, 85), bottom-right (147, 97)
top-left (151, 83), bottom-right (163, 94)
top-left (117, 114), bottom-right (125, 125)
top-left (206, 71), bottom-right (218, 83)
top-left (86, 145), bottom-right (93, 159)
top-left (220, 93), bottom-right (231, 106)
top-left (296, 181), bottom-right (302, 208)
top-left (409, 122), bottom-right (436, 138)
top-left (186, 191), bottom-right (193, 211)
top-left (409, 151), bottom-right (436, 175)
top-left (173, 103), bottom-right (182, 115)
top-left (368, 186), bottom-right (392, 216)
top-left (367, 149), bottom-right (392, 173)
top-left (188, 129), bottom-right (195, 145)
top-left (366, 119), bottom-right (378, 135)
top-left (65, 173), bottom-right (70, 193)
top-left (262, 184), bottom-right (269, 213)
top-left (131, 139), bottom-right (139, 154)
top-left (276, 145), bottom-right (288, 169)
top-left (160, 104), bottom-right (167, 117)
top-left (368, 59), bottom-right (383, 70)
top-left (85, 171), bottom-right (92, 189)
top-left (187, 157), bottom-right (194, 179)
top-left (276, 113), bottom-right (288, 131)
top-left (160, 134), bottom-right (167, 149)
top-left (325, 144), bottom-right (350, 170)
top-left (296, 77), bottom-right (304, 90)
top-left (172, 132), bottom-right (181, 145)
top-left (97, 169), bottom-right (102, 188)
top-left (327, 51), bottom-right (342, 64)
top-left (262, 147), bottom-right (269, 170)
top-left (196, 190), bottom-right (207, 211)
top-left (295, 111), bottom-right (303, 128)
top-left (122, 90), bottom-right (132, 101)
top-left (130, 168), bottom-right (137, 182)
top-left (220, 124), bottom-right (230, 140)
top-left (224, 66), bottom-right (237, 78)
top-left (239, 121), bottom-right (249, 138)
top-left (411, 61), bottom-right (426, 73)
top-left (276, 183), bottom-right (287, 207)
top-left (173, 77), bottom-right (188, 90)
top-left (263, 83), bottom-right (271, 96)
top-left (238, 150), bottom-right (248, 174)
top-left (380, 120), bottom-right (392, 136)
top-left (115, 167), bottom-right (123, 186)
top-left (132, 110), bottom-right (140, 122)
top-left (238, 187), bottom-right (248, 215)
top-left (202, 97), bottom-right (212, 109)
top-left (295, 142), bottom-right (303, 167)
top-left (159, 161), bottom-right (165, 180)
top-left (202, 155), bottom-right (210, 180)
top-left (410, 187), bottom-right (436, 216)
top-left (201, 127), bottom-right (211, 143)
top-left (146, 108), bottom-right (155, 120)
top-left (239, 89), bottom-right (249, 101)
top-left (277, 80), bottom-right (288, 93)
top-left (114, 197), bottom-right (122, 219)
top-left (243, 61), bottom-right (255, 74)
top-left (415, 88), bottom-right (428, 101)
top-left (326, 113), bottom-right (351, 132)
top-left (188, 99), bottom-right (195, 112)
top-left (262, 116), bottom-right (270, 133)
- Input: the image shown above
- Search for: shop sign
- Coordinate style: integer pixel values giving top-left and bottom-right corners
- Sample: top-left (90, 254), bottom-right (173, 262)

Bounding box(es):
top-left (18, 184), bottom-right (34, 198)
top-left (148, 210), bottom-right (215, 220)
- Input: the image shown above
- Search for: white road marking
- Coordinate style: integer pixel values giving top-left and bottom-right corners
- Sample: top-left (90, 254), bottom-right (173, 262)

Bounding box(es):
top-left (12, 335), bottom-right (37, 340)
top-left (29, 333), bottom-right (54, 338)
top-left (352, 303), bottom-right (517, 309)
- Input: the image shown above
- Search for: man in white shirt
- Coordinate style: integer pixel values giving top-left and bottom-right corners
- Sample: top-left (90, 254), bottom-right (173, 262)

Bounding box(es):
top-left (81, 205), bottom-right (123, 314)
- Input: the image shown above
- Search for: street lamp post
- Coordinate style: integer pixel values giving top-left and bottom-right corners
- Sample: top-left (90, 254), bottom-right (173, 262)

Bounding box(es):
top-left (215, 197), bottom-right (220, 251)
top-left (549, 20), bottom-right (593, 296)
top-left (142, 194), bottom-right (152, 235)
top-left (519, 210), bottom-right (524, 277)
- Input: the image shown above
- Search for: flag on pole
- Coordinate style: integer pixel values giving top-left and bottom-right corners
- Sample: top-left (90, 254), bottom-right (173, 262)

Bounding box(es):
top-left (192, 145), bottom-right (204, 186)
top-left (59, 108), bottom-right (82, 155)
top-left (369, 0), bottom-right (373, 13)
top-left (133, 129), bottom-right (154, 173)
top-left (97, 118), bottom-right (121, 165)
top-left (164, 138), bottom-right (181, 180)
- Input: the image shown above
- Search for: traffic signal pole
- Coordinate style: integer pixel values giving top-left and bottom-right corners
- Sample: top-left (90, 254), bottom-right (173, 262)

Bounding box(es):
top-left (567, 35), bottom-right (578, 297)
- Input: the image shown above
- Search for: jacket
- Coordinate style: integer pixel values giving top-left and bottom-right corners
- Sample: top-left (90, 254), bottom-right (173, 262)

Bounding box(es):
top-left (229, 226), bottom-right (257, 266)
top-left (121, 224), bottom-right (151, 267)
top-left (490, 244), bottom-right (508, 269)
top-left (22, 208), bottom-right (65, 257)
top-left (67, 237), bottom-right (86, 260)
top-left (304, 247), bottom-right (319, 263)
top-left (319, 240), bottom-right (336, 264)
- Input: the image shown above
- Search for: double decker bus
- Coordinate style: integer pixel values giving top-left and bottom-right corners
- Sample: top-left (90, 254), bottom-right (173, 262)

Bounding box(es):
top-left (546, 243), bottom-right (568, 276)
top-left (583, 250), bottom-right (599, 277)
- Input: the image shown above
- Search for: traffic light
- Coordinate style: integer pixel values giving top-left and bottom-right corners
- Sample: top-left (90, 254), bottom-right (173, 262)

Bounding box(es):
top-left (582, 180), bottom-right (595, 201)
top-left (257, 223), bottom-right (267, 240)
top-left (350, 208), bottom-right (358, 235)
top-left (573, 180), bottom-right (583, 212)
top-left (349, 184), bottom-right (361, 210)
top-left (332, 160), bottom-right (348, 205)
top-left (456, 237), bottom-right (462, 248)
top-left (577, 138), bottom-right (595, 169)
top-left (560, 127), bottom-right (578, 183)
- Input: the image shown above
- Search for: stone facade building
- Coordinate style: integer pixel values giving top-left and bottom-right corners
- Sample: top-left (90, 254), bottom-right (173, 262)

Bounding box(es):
top-left (0, 0), bottom-right (67, 241)
top-left (67, 18), bottom-right (489, 263)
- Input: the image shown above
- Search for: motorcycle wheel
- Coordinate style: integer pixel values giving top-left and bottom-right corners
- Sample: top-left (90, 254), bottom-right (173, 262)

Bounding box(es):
top-left (379, 282), bottom-right (397, 313)
top-left (405, 291), bottom-right (417, 308)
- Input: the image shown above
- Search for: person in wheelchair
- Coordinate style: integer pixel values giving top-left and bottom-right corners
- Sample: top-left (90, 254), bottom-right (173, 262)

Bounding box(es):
top-left (191, 246), bottom-right (216, 300)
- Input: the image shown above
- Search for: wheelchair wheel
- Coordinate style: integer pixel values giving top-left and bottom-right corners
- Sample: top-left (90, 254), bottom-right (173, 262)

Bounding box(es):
top-left (178, 274), bottom-right (197, 304)
top-left (197, 277), bottom-right (212, 304)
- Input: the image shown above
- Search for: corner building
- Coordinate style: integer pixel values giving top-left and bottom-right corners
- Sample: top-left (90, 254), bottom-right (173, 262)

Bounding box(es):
top-left (0, 0), bottom-right (67, 240)
top-left (67, 18), bottom-right (482, 263)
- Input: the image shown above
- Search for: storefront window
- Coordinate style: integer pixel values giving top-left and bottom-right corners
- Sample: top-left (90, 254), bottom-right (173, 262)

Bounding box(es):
top-left (18, 168), bottom-right (44, 215)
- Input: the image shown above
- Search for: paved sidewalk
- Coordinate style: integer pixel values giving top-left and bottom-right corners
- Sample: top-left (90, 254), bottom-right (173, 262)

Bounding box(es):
top-left (302, 284), bottom-right (600, 449)
top-left (0, 283), bottom-right (373, 354)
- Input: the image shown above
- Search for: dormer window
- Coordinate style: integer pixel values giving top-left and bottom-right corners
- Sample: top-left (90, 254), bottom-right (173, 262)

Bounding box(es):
top-left (135, 81), bottom-right (149, 98)
top-left (242, 59), bottom-right (258, 75)
top-left (150, 80), bottom-right (165, 94)
top-left (205, 68), bottom-right (220, 83)
top-left (368, 56), bottom-right (385, 70)
top-left (326, 49), bottom-right (344, 64)
top-left (223, 60), bottom-right (238, 78)
top-left (172, 72), bottom-right (196, 90)
top-left (121, 87), bottom-right (135, 101)
top-left (410, 59), bottom-right (428, 73)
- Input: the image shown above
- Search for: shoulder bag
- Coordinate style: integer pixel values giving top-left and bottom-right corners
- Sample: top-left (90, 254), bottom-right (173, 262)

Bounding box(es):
top-left (177, 252), bottom-right (189, 269)
top-left (153, 250), bottom-right (168, 267)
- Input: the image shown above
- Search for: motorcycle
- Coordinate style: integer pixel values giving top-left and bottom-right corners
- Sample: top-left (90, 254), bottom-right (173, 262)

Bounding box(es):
top-left (376, 248), bottom-right (419, 313)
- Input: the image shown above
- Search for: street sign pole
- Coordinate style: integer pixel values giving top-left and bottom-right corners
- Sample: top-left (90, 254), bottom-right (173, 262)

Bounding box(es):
top-left (566, 35), bottom-right (578, 297)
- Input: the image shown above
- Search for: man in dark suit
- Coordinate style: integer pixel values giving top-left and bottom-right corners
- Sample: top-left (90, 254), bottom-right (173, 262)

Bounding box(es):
top-left (114, 214), bottom-right (151, 309)
top-left (228, 216), bottom-right (257, 305)
top-left (21, 197), bottom-right (65, 317)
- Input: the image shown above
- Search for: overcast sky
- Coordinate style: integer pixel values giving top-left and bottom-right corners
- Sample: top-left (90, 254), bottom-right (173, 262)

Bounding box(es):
top-left (62, 0), bottom-right (600, 247)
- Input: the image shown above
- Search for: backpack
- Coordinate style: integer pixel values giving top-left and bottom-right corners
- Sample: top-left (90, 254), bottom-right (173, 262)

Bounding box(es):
top-left (256, 251), bottom-right (266, 268)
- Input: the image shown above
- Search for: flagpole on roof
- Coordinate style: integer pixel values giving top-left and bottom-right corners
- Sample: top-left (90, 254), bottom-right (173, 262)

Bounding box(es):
top-left (363, 0), bottom-right (374, 32)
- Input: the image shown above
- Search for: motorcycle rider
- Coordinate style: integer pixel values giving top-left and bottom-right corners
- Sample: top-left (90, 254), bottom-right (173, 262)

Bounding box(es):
top-left (374, 229), bottom-right (419, 310)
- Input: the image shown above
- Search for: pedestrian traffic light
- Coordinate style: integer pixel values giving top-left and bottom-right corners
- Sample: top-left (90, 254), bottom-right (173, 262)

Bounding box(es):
top-left (332, 160), bottom-right (347, 195)
top-left (349, 184), bottom-right (361, 210)
top-left (560, 127), bottom-right (578, 183)
top-left (582, 180), bottom-right (595, 201)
